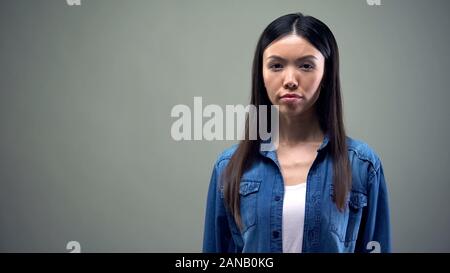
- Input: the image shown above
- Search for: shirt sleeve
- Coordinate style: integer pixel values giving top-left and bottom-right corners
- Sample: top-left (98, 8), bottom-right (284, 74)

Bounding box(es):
top-left (202, 161), bottom-right (236, 253)
top-left (355, 162), bottom-right (392, 253)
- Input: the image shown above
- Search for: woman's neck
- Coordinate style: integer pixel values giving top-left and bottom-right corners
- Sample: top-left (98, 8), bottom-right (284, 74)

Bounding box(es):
top-left (278, 108), bottom-right (324, 147)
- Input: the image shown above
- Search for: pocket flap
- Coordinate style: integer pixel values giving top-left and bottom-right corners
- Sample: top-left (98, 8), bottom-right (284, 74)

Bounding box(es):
top-left (349, 192), bottom-right (368, 209)
top-left (239, 181), bottom-right (261, 196)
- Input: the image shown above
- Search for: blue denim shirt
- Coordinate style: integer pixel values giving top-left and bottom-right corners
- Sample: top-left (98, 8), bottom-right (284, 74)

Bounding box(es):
top-left (202, 134), bottom-right (391, 253)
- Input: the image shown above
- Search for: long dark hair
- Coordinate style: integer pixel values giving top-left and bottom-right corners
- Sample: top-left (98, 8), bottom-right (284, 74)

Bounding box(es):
top-left (222, 12), bottom-right (351, 230)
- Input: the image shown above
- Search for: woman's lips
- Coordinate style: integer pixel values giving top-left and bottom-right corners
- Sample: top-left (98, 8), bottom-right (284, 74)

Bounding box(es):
top-left (280, 94), bottom-right (304, 103)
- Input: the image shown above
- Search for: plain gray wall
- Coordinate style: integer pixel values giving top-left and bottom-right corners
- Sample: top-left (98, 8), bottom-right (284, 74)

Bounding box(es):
top-left (1, 0), bottom-right (449, 252)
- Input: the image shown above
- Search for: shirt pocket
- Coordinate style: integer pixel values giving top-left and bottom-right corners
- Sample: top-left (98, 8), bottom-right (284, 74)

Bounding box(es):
top-left (329, 189), bottom-right (368, 243)
top-left (239, 179), bottom-right (261, 234)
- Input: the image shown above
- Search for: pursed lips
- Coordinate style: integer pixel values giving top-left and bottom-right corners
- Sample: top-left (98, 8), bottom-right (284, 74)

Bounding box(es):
top-left (280, 93), bottom-right (304, 99)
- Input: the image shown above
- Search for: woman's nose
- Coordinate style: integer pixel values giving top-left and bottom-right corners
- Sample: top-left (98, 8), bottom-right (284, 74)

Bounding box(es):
top-left (284, 81), bottom-right (298, 90)
top-left (283, 69), bottom-right (298, 90)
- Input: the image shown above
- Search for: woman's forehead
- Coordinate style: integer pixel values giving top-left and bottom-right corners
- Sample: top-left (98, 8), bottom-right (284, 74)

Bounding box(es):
top-left (263, 35), bottom-right (323, 61)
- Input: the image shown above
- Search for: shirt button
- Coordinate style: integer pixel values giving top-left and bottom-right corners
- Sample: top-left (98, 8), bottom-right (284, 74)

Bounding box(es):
top-left (275, 196), bottom-right (281, 201)
top-left (272, 231), bottom-right (280, 238)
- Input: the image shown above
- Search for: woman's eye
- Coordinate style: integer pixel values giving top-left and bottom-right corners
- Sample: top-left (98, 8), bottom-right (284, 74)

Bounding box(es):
top-left (269, 63), bottom-right (283, 71)
top-left (299, 63), bottom-right (314, 71)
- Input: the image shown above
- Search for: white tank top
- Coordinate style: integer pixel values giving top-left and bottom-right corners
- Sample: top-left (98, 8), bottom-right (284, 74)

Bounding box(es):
top-left (282, 182), bottom-right (307, 253)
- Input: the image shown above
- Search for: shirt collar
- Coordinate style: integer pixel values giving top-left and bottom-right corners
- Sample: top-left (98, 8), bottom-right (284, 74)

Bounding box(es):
top-left (258, 132), bottom-right (330, 159)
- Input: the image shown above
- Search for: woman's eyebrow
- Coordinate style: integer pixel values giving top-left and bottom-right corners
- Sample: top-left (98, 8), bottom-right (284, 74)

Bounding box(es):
top-left (266, 55), bottom-right (318, 61)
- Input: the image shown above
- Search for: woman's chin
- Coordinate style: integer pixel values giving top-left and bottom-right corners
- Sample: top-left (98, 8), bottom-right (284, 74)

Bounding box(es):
top-left (279, 105), bottom-right (304, 116)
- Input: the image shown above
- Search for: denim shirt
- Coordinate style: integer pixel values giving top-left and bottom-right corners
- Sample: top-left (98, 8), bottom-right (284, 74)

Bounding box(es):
top-left (202, 134), bottom-right (391, 253)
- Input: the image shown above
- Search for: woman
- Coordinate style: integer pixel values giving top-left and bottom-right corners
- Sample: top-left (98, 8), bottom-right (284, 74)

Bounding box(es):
top-left (202, 12), bottom-right (391, 253)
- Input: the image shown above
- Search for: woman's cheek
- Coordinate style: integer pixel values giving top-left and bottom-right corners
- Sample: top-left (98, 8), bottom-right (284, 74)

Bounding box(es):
top-left (263, 78), bottom-right (278, 99)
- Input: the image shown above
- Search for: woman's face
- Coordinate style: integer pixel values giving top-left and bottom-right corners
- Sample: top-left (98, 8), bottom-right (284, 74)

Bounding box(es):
top-left (262, 34), bottom-right (325, 117)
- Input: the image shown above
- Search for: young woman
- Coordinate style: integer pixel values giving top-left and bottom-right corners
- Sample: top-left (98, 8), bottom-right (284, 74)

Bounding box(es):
top-left (202, 12), bottom-right (391, 253)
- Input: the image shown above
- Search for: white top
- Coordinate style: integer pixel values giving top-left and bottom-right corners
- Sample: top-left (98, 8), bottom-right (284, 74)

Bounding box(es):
top-left (282, 182), bottom-right (307, 253)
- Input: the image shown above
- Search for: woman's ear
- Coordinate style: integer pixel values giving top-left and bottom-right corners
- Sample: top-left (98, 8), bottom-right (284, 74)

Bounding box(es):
top-left (319, 77), bottom-right (326, 90)
top-left (317, 81), bottom-right (324, 92)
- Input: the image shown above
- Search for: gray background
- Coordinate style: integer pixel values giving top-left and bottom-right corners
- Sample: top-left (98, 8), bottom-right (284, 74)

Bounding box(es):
top-left (1, 0), bottom-right (449, 252)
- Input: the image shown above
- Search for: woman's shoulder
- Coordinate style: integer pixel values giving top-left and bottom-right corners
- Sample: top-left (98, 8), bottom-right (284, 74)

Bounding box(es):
top-left (345, 135), bottom-right (383, 173)
top-left (213, 143), bottom-right (239, 168)
top-left (213, 137), bottom-right (385, 173)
